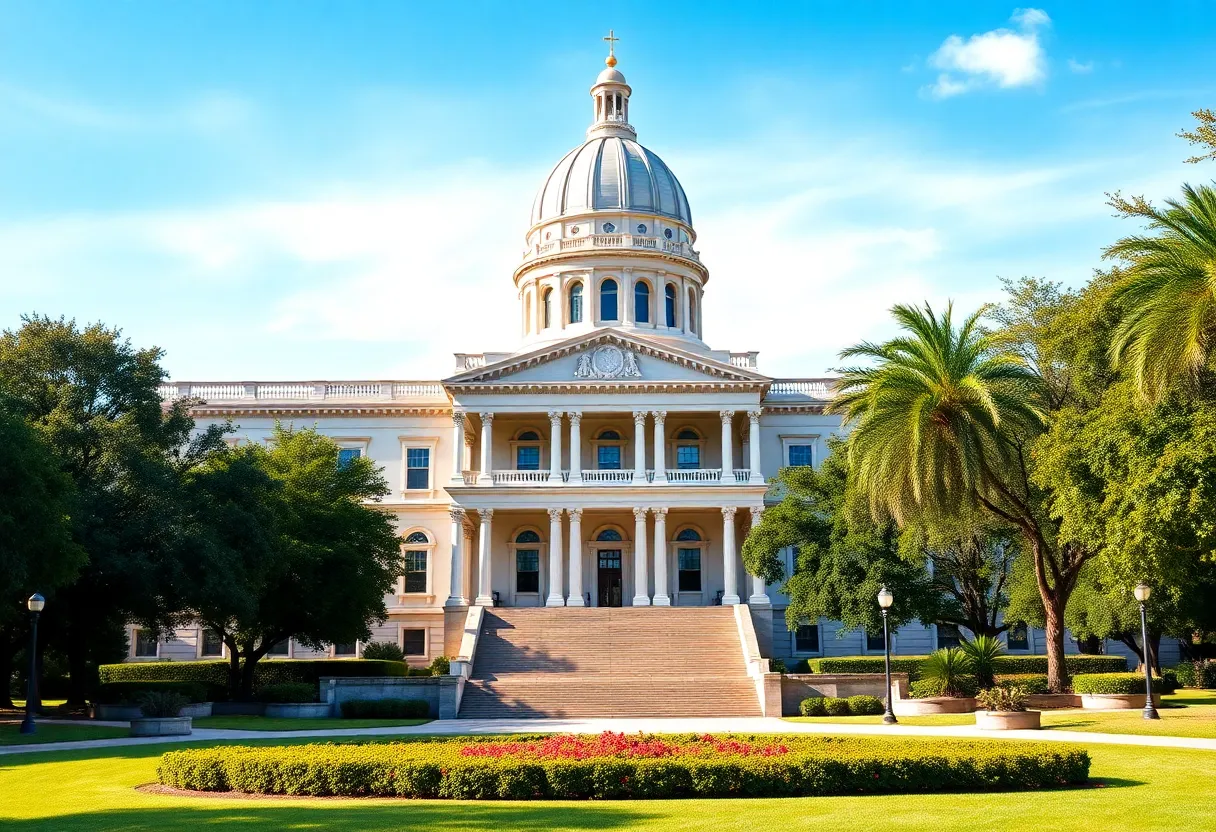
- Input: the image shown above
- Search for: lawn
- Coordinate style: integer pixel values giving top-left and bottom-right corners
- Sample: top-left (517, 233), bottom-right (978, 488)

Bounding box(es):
top-left (786, 690), bottom-right (1216, 739)
top-left (0, 737), bottom-right (1212, 831)
top-left (192, 716), bottom-right (432, 731)
top-left (0, 723), bottom-right (129, 746)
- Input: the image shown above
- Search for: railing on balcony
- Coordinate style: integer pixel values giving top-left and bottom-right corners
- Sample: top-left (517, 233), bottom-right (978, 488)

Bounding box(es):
top-left (453, 468), bottom-right (761, 487)
top-left (159, 381), bottom-right (446, 403)
top-left (581, 470), bottom-right (635, 484)
top-left (665, 468), bottom-right (723, 483)
top-left (523, 233), bottom-right (700, 264)
top-left (766, 379), bottom-right (833, 400)
top-left (733, 469), bottom-right (752, 483)
top-left (461, 471), bottom-right (479, 486)
top-left (729, 352), bottom-right (759, 370)
top-left (491, 470), bottom-right (552, 485)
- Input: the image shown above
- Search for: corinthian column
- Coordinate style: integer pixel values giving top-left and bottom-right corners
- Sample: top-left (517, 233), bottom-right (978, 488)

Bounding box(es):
top-left (446, 507), bottom-right (468, 607)
top-left (632, 506), bottom-right (650, 605)
top-left (721, 506), bottom-right (739, 605)
top-left (748, 409), bottom-right (764, 483)
top-left (719, 410), bottom-right (735, 483)
top-left (546, 508), bottom-right (565, 606)
top-left (567, 508), bottom-right (585, 606)
top-left (548, 411), bottom-right (564, 483)
top-left (477, 412), bottom-right (494, 485)
top-left (568, 412), bottom-right (583, 484)
top-left (450, 411), bottom-right (466, 485)
top-left (652, 410), bottom-right (667, 483)
top-left (652, 507), bottom-right (670, 606)
top-left (632, 411), bottom-right (648, 481)
top-left (475, 509), bottom-right (494, 606)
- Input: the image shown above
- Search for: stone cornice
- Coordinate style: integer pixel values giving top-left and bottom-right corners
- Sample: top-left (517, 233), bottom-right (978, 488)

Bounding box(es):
top-left (514, 244), bottom-right (709, 284)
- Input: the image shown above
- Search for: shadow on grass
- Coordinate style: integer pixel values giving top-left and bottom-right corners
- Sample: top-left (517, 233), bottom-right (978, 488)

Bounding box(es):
top-left (1088, 777), bottom-right (1147, 789)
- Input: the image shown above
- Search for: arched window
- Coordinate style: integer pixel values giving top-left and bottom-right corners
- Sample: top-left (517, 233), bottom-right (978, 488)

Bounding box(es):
top-left (665, 284), bottom-right (677, 328)
top-left (675, 428), bottom-right (702, 469)
top-left (515, 529), bottom-right (541, 543)
top-left (513, 429), bottom-right (543, 470)
top-left (675, 528), bottom-right (701, 541)
top-left (402, 531), bottom-right (432, 594)
top-left (514, 530), bottom-right (541, 593)
top-left (594, 429), bottom-right (624, 470)
top-left (542, 288), bottom-right (552, 329)
top-left (634, 280), bottom-right (650, 324)
top-left (569, 283), bottom-right (584, 324)
top-left (600, 278), bottom-right (618, 321)
top-left (597, 529), bottom-right (623, 541)
top-left (687, 289), bottom-right (697, 336)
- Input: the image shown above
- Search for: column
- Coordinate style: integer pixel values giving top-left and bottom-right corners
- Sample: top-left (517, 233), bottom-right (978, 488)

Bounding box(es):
top-left (747, 506), bottom-right (770, 606)
top-left (446, 507), bottom-right (467, 606)
top-left (633, 410), bottom-right (648, 481)
top-left (632, 506), bottom-right (650, 605)
top-left (719, 410), bottom-right (735, 483)
top-left (568, 412), bottom-right (583, 484)
top-left (567, 508), bottom-right (584, 606)
top-left (548, 410), bottom-right (564, 482)
top-left (477, 412), bottom-right (494, 484)
top-left (747, 409), bottom-right (764, 483)
top-left (652, 507), bottom-right (670, 606)
top-left (682, 277), bottom-right (691, 333)
top-left (721, 506), bottom-right (739, 605)
top-left (652, 410), bottom-right (667, 483)
top-left (475, 509), bottom-right (494, 606)
top-left (546, 508), bottom-right (565, 606)
top-left (450, 411), bottom-right (466, 484)
top-left (622, 268), bottom-right (635, 326)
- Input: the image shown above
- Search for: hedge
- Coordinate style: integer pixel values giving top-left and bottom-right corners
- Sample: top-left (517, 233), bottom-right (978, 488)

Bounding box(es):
top-left (340, 699), bottom-right (430, 719)
top-left (157, 735), bottom-right (1090, 798)
top-left (93, 681), bottom-right (213, 705)
top-left (910, 675), bottom-right (979, 699)
top-left (1173, 660), bottom-right (1216, 689)
top-left (1072, 672), bottom-right (1166, 695)
top-left (256, 683), bottom-right (318, 704)
top-left (805, 654), bottom-right (1127, 681)
top-left (806, 657), bottom-right (926, 680)
top-left (995, 674), bottom-right (1050, 695)
top-left (98, 659), bottom-right (407, 694)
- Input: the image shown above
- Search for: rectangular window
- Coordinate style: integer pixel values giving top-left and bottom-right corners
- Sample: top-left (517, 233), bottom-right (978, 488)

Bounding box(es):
top-left (675, 445), bottom-right (700, 469)
top-left (201, 628), bottom-right (224, 657)
top-left (866, 630), bottom-right (885, 652)
top-left (795, 624), bottom-right (820, 653)
top-left (517, 550), bottom-right (540, 593)
top-left (677, 548), bottom-right (701, 592)
top-left (788, 444), bottom-right (813, 467)
top-left (936, 623), bottom-right (962, 649)
top-left (337, 447), bottom-right (362, 469)
top-left (598, 445), bottom-right (621, 470)
top-left (516, 445), bottom-right (540, 470)
top-left (133, 629), bottom-right (158, 658)
top-left (405, 448), bottom-right (430, 490)
top-left (1007, 623), bottom-right (1029, 651)
top-left (333, 642), bottom-right (357, 657)
top-left (403, 550), bottom-right (428, 594)
top-left (266, 638), bottom-right (290, 656)
top-left (402, 629), bottom-right (426, 657)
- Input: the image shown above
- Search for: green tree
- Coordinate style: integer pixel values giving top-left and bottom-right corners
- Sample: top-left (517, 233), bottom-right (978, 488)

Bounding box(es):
top-left (182, 424), bottom-right (402, 699)
top-left (1179, 108), bottom-right (1216, 164)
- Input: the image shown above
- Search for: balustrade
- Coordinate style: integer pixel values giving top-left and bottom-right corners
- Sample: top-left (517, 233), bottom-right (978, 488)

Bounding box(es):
top-left (491, 470), bottom-right (551, 485)
top-left (665, 468), bottom-right (723, 483)
top-left (524, 232), bottom-right (697, 263)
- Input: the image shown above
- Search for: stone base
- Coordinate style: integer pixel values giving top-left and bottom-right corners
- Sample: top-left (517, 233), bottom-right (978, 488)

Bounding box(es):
top-left (893, 696), bottom-right (977, 716)
top-left (975, 710), bottom-right (1041, 730)
top-left (1081, 693), bottom-right (1162, 710)
top-left (129, 717), bottom-right (192, 737)
top-left (264, 702), bottom-right (332, 719)
top-left (1026, 693), bottom-right (1082, 709)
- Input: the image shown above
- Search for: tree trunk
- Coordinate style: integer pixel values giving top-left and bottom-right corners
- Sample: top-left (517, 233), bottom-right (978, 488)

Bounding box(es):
top-left (226, 640), bottom-right (242, 701)
top-left (1043, 597), bottom-right (1069, 693)
top-left (1076, 634), bottom-right (1103, 654)
top-left (238, 649), bottom-right (259, 701)
top-left (64, 622), bottom-right (92, 709)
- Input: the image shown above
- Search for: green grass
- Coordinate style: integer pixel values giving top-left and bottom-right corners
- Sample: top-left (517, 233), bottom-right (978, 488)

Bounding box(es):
top-left (786, 690), bottom-right (1216, 739)
top-left (0, 737), bottom-right (1212, 831)
top-left (192, 716), bottom-right (432, 731)
top-left (0, 723), bottom-right (129, 746)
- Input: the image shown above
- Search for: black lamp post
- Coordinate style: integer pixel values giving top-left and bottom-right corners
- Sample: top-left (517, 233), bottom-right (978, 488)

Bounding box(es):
top-left (877, 585), bottom-right (897, 725)
top-left (19, 593), bottom-right (45, 736)
top-left (1133, 583), bottom-right (1159, 720)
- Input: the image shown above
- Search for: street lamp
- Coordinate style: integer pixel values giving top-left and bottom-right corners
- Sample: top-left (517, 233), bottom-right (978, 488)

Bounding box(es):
top-left (877, 586), bottom-right (897, 725)
top-left (1133, 583), bottom-right (1159, 720)
top-left (19, 593), bottom-right (45, 736)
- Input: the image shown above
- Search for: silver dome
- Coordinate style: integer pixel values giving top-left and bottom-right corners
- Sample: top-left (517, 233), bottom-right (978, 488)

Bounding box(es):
top-left (530, 136), bottom-right (692, 228)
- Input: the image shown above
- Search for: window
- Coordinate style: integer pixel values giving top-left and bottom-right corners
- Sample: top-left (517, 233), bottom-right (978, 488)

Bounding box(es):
top-left (600, 278), bottom-right (618, 321)
top-left (543, 288), bottom-right (552, 329)
top-left (634, 280), bottom-right (650, 323)
top-left (201, 628), bottom-right (224, 657)
top-left (405, 448), bottom-right (430, 490)
top-left (595, 428), bottom-right (623, 470)
top-left (1007, 623), bottom-right (1029, 651)
top-left (675, 428), bottom-right (700, 469)
top-left (516, 445), bottom-right (540, 470)
top-left (936, 623), bottom-right (962, 649)
top-left (569, 283), bottom-right (584, 324)
top-left (665, 283), bottom-right (677, 327)
top-left (603, 221), bottom-right (616, 233)
top-left (333, 642), bottom-right (357, 657)
top-left (795, 623), bottom-right (820, 653)
top-left (788, 444), bottom-right (813, 467)
top-left (677, 548), bottom-right (701, 591)
top-left (337, 447), bottom-right (362, 469)
top-left (516, 549), bottom-right (540, 593)
top-left (133, 629), bottom-right (158, 658)
top-left (688, 289), bottom-right (697, 335)
top-left (401, 629), bottom-right (426, 657)
top-left (403, 548), bottom-right (428, 593)
top-left (866, 631), bottom-right (885, 652)
top-left (636, 223), bottom-right (647, 234)
top-left (597, 528), bottom-right (623, 541)
top-left (266, 638), bottom-right (290, 656)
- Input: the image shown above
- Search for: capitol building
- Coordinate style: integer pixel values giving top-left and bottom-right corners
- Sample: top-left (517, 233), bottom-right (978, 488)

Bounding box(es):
top-left (138, 47), bottom-right (1126, 710)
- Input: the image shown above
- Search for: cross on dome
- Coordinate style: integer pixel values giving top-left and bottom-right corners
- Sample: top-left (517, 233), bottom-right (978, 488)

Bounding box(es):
top-left (603, 28), bottom-right (619, 67)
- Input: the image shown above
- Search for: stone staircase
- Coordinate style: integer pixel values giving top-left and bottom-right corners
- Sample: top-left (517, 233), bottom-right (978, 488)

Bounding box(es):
top-left (458, 607), bottom-right (761, 718)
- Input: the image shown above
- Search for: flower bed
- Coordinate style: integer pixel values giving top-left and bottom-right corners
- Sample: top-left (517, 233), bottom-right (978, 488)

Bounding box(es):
top-left (156, 733), bottom-right (1090, 799)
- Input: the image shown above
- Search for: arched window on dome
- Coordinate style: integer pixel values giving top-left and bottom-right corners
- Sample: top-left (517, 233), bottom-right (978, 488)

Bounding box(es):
top-left (634, 280), bottom-right (650, 324)
top-left (542, 288), bottom-right (553, 329)
top-left (665, 284), bottom-right (677, 328)
top-left (569, 283), bottom-right (584, 324)
top-left (600, 278), bottom-right (618, 321)
top-left (687, 288), bottom-right (697, 336)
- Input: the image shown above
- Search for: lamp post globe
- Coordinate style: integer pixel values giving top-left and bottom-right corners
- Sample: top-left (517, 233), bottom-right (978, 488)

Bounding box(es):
top-left (19, 593), bottom-right (46, 736)
top-left (877, 586), bottom-right (897, 725)
top-left (1134, 583), bottom-right (1159, 720)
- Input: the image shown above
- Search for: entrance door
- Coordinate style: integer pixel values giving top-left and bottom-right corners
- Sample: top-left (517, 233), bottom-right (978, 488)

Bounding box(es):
top-left (597, 550), bottom-right (623, 607)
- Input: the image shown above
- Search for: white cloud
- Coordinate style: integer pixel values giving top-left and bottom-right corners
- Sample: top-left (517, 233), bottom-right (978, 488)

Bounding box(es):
top-left (0, 82), bottom-right (256, 134)
top-left (926, 8), bottom-right (1051, 98)
top-left (1067, 58), bottom-right (1095, 74)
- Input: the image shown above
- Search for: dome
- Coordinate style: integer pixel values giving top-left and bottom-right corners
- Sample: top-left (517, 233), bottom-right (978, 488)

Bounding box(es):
top-left (597, 66), bottom-right (626, 84)
top-left (530, 136), bottom-right (693, 228)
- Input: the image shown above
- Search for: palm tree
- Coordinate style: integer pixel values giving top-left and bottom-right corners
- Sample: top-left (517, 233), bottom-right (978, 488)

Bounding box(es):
top-left (1107, 184), bottom-right (1216, 401)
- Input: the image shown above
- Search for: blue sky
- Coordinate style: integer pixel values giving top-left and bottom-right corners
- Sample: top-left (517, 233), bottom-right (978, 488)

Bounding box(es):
top-left (1, 1), bottom-right (1213, 379)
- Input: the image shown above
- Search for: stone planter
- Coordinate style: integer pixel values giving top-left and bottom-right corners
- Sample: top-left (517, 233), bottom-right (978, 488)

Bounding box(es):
top-left (892, 696), bottom-right (977, 716)
top-left (129, 716), bottom-right (192, 737)
top-left (1081, 693), bottom-right (1162, 710)
top-left (975, 710), bottom-right (1041, 730)
top-left (264, 702), bottom-right (332, 719)
top-left (97, 702), bottom-right (213, 721)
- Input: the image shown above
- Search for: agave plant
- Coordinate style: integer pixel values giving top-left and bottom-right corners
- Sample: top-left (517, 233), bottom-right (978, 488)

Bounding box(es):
top-left (961, 634), bottom-right (1005, 689)
top-left (137, 691), bottom-right (187, 718)
top-left (920, 648), bottom-right (974, 698)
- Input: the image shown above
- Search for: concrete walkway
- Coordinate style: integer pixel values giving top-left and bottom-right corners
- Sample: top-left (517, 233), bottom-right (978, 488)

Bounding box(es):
top-left (3, 716), bottom-right (1215, 756)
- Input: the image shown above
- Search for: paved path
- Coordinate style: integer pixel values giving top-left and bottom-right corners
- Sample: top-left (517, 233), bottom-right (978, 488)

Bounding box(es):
top-left (3, 716), bottom-right (1215, 756)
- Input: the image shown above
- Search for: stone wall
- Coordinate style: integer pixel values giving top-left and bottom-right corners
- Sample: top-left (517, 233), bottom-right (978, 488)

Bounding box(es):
top-left (779, 673), bottom-right (908, 717)
top-left (320, 676), bottom-right (444, 718)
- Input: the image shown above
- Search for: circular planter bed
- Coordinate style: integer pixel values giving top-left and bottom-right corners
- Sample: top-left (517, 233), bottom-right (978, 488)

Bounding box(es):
top-left (1081, 693), bottom-right (1162, 710)
top-left (264, 702), bottom-right (331, 719)
top-left (975, 710), bottom-right (1041, 730)
top-left (893, 696), bottom-right (977, 716)
top-left (130, 717), bottom-right (192, 737)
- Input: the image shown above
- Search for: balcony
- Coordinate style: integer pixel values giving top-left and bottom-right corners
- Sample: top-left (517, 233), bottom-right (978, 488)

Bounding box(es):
top-left (521, 232), bottom-right (701, 267)
top-left (453, 469), bottom-right (754, 487)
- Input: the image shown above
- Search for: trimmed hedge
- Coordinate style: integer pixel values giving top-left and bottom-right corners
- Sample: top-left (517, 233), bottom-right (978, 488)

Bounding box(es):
top-left (98, 659), bottom-right (407, 694)
top-left (805, 654), bottom-right (1128, 681)
top-left (995, 674), bottom-right (1050, 695)
top-left (807, 657), bottom-right (926, 680)
top-left (340, 699), bottom-right (431, 719)
top-left (156, 735), bottom-right (1090, 798)
top-left (910, 675), bottom-right (979, 699)
top-left (256, 683), bottom-right (318, 704)
top-left (1072, 672), bottom-right (1166, 695)
top-left (798, 696), bottom-right (889, 717)
top-left (846, 695), bottom-right (884, 715)
top-left (93, 681), bottom-right (213, 705)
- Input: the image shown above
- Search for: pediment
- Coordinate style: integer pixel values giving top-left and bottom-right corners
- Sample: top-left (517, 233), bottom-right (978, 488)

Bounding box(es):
top-left (444, 331), bottom-right (769, 391)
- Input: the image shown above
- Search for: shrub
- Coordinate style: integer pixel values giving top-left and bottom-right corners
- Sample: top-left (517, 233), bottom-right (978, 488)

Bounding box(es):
top-left (977, 686), bottom-right (1028, 712)
top-left (156, 734), bottom-right (1091, 798)
top-left (995, 674), bottom-right (1050, 695)
top-left (93, 681), bottom-right (212, 705)
top-left (361, 642), bottom-right (405, 662)
top-left (1072, 672), bottom-right (1166, 695)
top-left (921, 648), bottom-right (974, 697)
top-left (138, 691), bottom-right (187, 718)
top-left (807, 657), bottom-right (925, 680)
top-left (256, 682), bottom-right (317, 703)
top-left (823, 697), bottom-right (851, 716)
top-left (428, 656), bottom-right (451, 676)
top-left (1173, 660), bottom-right (1216, 689)
top-left (799, 697), bottom-right (827, 716)
top-left (961, 635), bottom-right (1004, 689)
top-left (340, 698), bottom-right (431, 719)
top-left (1160, 669), bottom-right (1179, 694)
top-left (790, 658), bottom-right (811, 674)
top-left (804, 654), bottom-right (1127, 680)
top-left (846, 695), bottom-right (884, 715)
top-left (910, 675), bottom-right (979, 699)
top-left (992, 655), bottom-right (1129, 675)
top-left (769, 658), bottom-right (788, 674)
top-left (98, 659), bottom-right (407, 695)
